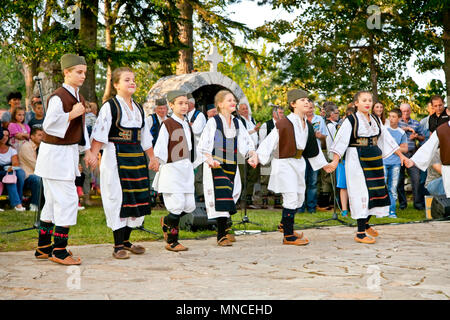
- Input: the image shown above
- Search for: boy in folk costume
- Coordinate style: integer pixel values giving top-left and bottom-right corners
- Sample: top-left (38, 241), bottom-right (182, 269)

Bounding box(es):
top-left (197, 90), bottom-right (258, 246)
top-left (87, 67), bottom-right (158, 259)
top-left (153, 90), bottom-right (196, 252)
top-left (256, 89), bottom-right (330, 246)
top-left (407, 121), bottom-right (450, 198)
top-left (34, 54), bottom-right (93, 265)
top-left (326, 91), bottom-right (409, 244)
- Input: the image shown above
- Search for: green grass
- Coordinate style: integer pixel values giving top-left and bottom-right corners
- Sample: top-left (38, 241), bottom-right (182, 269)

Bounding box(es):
top-left (0, 203), bottom-right (430, 252)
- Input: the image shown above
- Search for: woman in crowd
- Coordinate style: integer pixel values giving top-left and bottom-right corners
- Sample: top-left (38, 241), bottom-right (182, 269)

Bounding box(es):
top-left (0, 129), bottom-right (26, 211)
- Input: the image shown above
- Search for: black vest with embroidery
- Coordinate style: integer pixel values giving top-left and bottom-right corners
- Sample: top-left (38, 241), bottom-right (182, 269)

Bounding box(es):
top-left (107, 97), bottom-right (145, 143)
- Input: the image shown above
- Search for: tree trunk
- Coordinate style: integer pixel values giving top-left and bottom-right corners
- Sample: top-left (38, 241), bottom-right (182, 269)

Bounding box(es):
top-left (368, 36), bottom-right (379, 101)
top-left (176, 0), bottom-right (194, 75)
top-left (443, 7), bottom-right (450, 101)
top-left (160, 0), bottom-right (178, 76)
top-left (18, 14), bottom-right (37, 110)
top-left (78, 0), bottom-right (98, 104)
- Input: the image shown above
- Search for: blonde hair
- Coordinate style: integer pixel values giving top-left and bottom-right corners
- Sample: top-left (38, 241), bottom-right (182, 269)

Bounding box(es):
top-left (214, 90), bottom-right (234, 113)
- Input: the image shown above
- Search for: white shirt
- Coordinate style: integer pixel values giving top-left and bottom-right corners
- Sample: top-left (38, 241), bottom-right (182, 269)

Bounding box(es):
top-left (241, 115), bottom-right (259, 147)
top-left (35, 83), bottom-right (90, 181)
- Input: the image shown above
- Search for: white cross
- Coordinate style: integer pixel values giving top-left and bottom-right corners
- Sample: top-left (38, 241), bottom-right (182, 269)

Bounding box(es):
top-left (206, 46), bottom-right (223, 72)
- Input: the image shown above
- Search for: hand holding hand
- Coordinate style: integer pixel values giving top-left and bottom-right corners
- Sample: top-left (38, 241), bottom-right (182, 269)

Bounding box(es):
top-left (148, 157), bottom-right (159, 172)
top-left (247, 153), bottom-right (259, 168)
top-left (207, 158), bottom-right (221, 169)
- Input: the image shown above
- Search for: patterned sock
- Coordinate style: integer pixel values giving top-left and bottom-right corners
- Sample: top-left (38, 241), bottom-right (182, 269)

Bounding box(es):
top-left (35, 221), bottom-right (54, 257)
top-left (53, 226), bottom-right (70, 259)
top-left (166, 213), bottom-right (180, 244)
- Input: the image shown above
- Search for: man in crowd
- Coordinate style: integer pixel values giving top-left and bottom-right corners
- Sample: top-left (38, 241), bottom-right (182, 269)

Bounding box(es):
top-left (428, 95), bottom-right (448, 133)
top-left (258, 105), bottom-right (285, 209)
top-left (299, 99), bottom-right (327, 213)
top-left (238, 102), bottom-right (261, 209)
top-left (18, 127), bottom-right (44, 212)
top-left (186, 93), bottom-right (207, 202)
top-left (398, 102), bottom-right (426, 210)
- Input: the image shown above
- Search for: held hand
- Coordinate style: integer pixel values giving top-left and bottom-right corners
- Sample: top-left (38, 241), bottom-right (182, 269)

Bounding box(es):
top-left (324, 160), bottom-right (338, 173)
top-left (247, 154), bottom-right (259, 168)
top-left (85, 150), bottom-right (98, 168)
top-left (254, 123), bottom-right (262, 131)
top-left (405, 158), bottom-right (415, 168)
top-left (207, 159), bottom-right (221, 169)
top-left (148, 157), bottom-right (159, 172)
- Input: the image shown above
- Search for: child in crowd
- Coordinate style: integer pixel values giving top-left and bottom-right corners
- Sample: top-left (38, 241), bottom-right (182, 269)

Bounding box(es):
top-left (8, 107), bottom-right (30, 152)
top-left (383, 108), bottom-right (408, 218)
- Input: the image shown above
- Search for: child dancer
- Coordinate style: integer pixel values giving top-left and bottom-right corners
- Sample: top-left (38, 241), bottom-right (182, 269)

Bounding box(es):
top-left (197, 90), bottom-right (258, 246)
top-left (326, 91), bottom-right (409, 244)
top-left (257, 89), bottom-right (330, 245)
top-left (152, 90), bottom-right (196, 252)
top-left (88, 67), bottom-right (158, 259)
top-left (34, 53), bottom-right (92, 265)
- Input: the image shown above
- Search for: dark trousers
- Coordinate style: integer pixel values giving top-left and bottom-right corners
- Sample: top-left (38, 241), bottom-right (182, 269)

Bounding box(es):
top-left (397, 151), bottom-right (425, 209)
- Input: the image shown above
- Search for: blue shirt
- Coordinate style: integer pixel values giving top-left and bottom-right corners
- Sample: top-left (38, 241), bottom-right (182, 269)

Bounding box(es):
top-left (398, 118), bottom-right (424, 153)
top-left (310, 114), bottom-right (328, 147)
top-left (383, 127), bottom-right (407, 166)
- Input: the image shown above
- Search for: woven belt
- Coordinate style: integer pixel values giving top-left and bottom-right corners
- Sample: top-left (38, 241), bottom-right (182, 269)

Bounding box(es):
top-left (294, 149), bottom-right (304, 159)
top-left (349, 137), bottom-right (378, 147)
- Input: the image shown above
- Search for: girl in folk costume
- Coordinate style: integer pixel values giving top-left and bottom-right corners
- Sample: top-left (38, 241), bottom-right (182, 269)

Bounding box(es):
top-left (34, 54), bottom-right (92, 265)
top-left (197, 90), bottom-right (258, 246)
top-left (407, 121), bottom-right (450, 198)
top-left (87, 67), bottom-right (159, 259)
top-left (257, 89), bottom-right (330, 246)
top-left (153, 90), bottom-right (196, 252)
top-left (327, 91), bottom-right (409, 244)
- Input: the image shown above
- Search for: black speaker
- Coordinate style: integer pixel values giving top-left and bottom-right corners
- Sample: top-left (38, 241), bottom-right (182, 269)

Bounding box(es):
top-left (430, 195), bottom-right (450, 219)
top-left (179, 202), bottom-right (217, 231)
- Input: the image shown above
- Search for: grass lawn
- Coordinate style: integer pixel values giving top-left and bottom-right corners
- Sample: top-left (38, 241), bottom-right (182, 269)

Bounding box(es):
top-left (0, 202), bottom-right (430, 252)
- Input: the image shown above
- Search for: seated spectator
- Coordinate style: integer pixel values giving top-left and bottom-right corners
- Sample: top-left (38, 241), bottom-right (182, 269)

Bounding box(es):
top-left (2, 91), bottom-right (22, 129)
top-left (27, 100), bottom-right (45, 129)
top-left (0, 129), bottom-right (26, 211)
top-left (25, 94), bottom-right (42, 124)
top-left (8, 107), bottom-right (30, 152)
top-left (18, 127), bottom-right (43, 212)
top-left (425, 149), bottom-right (445, 196)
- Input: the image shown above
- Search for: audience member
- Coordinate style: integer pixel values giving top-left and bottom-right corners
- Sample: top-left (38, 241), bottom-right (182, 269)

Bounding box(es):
top-left (8, 107), bottom-right (30, 152)
top-left (428, 95), bottom-right (448, 133)
top-left (206, 104), bottom-right (218, 118)
top-left (397, 102), bottom-right (426, 210)
top-left (372, 101), bottom-right (389, 126)
top-left (2, 91), bottom-right (22, 128)
top-left (424, 149), bottom-right (445, 196)
top-left (383, 108), bottom-right (408, 218)
top-left (0, 129), bottom-right (26, 211)
top-left (27, 100), bottom-right (45, 129)
top-left (18, 127), bottom-right (43, 211)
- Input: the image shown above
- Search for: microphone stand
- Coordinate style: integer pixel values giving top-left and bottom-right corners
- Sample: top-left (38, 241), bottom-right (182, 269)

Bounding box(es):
top-left (232, 107), bottom-right (261, 235)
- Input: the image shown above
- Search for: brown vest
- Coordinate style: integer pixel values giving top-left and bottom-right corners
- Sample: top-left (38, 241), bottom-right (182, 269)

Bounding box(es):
top-left (274, 117), bottom-right (298, 159)
top-left (42, 87), bottom-right (85, 145)
top-left (437, 122), bottom-right (450, 165)
top-left (164, 117), bottom-right (189, 163)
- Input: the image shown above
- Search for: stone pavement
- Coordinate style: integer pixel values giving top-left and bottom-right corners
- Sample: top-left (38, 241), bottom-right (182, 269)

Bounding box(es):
top-left (0, 221), bottom-right (449, 300)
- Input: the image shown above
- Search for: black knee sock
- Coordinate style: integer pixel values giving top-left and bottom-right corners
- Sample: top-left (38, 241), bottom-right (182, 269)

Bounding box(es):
top-left (357, 219), bottom-right (366, 239)
top-left (123, 227), bottom-right (133, 248)
top-left (35, 221), bottom-right (54, 256)
top-left (217, 217), bottom-right (228, 241)
top-left (282, 208), bottom-right (296, 241)
top-left (113, 227), bottom-right (126, 252)
top-left (365, 215), bottom-right (372, 229)
top-left (166, 213), bottom-right (180, 244)
top-left (53, 226), bottom-right (70, 259)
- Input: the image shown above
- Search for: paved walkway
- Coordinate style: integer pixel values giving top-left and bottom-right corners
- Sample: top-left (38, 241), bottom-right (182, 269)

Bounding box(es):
top-left (0, 221), bottom-right (449, 300)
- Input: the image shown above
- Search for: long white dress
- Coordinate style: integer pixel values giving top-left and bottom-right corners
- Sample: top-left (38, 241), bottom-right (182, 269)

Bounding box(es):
top-left (410, 124), bottom-right (450, 198)
top-left (256, 113), bottom-right (328, 209)
top-left (329, 111), bottom-right (400, 219)
top-left (90, 95), bottom-right (153, 231)
top-left (197, 114), bottom-right (255, 219)
top-left (152, 114), bottom-right (196, 215)
top-left (35, 83), bottom-right (90, 227)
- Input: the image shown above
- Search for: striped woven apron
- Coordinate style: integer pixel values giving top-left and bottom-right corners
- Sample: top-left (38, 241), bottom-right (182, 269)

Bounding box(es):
top-left (211, 115), bottom-right (239, 215)
top-left (356, 144), bottom-right (390, 209)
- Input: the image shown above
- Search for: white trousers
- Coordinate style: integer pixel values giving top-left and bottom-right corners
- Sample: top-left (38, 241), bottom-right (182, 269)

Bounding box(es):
top-left (282, 192), bottom-right (305, 210)
top-left (40, 178), bottom-right (79, 226)
top-left (163, 193), bottom-right (196, 215)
